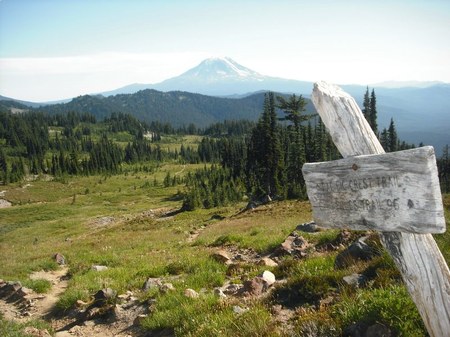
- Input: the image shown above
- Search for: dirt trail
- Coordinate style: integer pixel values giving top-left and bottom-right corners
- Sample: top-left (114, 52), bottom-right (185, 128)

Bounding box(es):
top-left (0, 267), bottom-right (69, 322)
top-left (0, 266), bottom-right (149, 336)
top-left (29, 267), bottom-right (69, 317)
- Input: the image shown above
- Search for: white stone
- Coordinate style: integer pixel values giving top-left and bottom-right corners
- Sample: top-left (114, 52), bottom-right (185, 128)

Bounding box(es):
top-left (91, 265), bottom-right (108, 272)
top-left (261, 270), bottom-right (276, 286)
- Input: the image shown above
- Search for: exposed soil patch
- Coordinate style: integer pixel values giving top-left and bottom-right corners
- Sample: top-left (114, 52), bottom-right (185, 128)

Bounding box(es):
top-left (29, 268), bottom-right (69, 318)
top-left (0, 266), bottom-right (149, 336)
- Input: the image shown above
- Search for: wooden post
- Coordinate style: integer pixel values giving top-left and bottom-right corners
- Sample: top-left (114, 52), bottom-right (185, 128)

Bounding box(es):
top-left (308, 81), bottom-right (450, 337)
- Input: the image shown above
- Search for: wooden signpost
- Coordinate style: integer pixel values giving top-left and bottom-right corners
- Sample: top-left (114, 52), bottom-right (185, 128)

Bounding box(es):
top-left (303, 146), bottom-right (445, 234)
top-left (303, 82), bottom-right (449, 337)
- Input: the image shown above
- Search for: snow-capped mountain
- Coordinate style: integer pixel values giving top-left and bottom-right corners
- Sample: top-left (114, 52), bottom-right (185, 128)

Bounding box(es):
top-left (100, 57), bottom-right (313, 97)
top-left (151, 57), bottom-right (313, 96)
top-left (178, 57), bottom-right (266, 82)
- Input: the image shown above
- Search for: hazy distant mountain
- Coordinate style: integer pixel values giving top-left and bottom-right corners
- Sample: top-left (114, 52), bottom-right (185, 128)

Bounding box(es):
top-left (0, 95), bottom-right (71, 107)
top-left (0, 95), bottom-right (44, 108)
top-left (100, 57), bottom-right (314, 97)
top-left (339, 84), bottom-right (450, 152)
top-left (370, 80), bottom-right (447, 89)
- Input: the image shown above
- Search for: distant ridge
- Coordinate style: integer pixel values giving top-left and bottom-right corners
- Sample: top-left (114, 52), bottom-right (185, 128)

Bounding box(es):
top-left (33, 89), bottom-right (317, 128)
top-left (1, 57), bottom-right (449, 152)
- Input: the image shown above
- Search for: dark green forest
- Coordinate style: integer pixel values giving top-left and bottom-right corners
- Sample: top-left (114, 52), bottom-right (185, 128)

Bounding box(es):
top-left (1, 89), bottom-right (449, 210)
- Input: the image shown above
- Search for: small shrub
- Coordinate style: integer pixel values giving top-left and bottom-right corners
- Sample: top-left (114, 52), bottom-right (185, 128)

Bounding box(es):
top-left (0, 314), bottom-right (53, 337)
top-left (293, 308), bottom-right (340, 337)
top-left (333, 285), bottom-right (426, 336)
top-left (37, 260), bottom-right (59, 272)
top-left (210, 234), bottom-right (244, 246)
top-left (57, 288), bottom-right (88, 311)
top-left (24, 279), bottom-right (52, 294)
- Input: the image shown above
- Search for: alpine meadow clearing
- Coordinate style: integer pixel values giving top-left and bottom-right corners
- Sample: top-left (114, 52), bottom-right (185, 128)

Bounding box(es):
top-left (1, 134), bottom-right (449, 336)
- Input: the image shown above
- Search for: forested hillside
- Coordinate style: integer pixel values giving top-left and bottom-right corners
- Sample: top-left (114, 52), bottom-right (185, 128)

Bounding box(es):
top-left (29, 90), bottom-right (311, 128)
top-left (3, 90), bottom-right (447, 203)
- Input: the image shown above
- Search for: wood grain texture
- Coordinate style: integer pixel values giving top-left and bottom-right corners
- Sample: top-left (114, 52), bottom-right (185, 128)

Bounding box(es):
top-left (310, 81), bottom-right (450, 337)
top-left (303, 146), bottom-right (445, 233)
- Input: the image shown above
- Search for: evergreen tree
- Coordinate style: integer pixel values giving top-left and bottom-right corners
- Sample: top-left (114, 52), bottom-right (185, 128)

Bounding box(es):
top-left (380, 128), bottom-right (389, 151)
top-left (438, 145), bottom-right (450, 193)
top-left (362, 87), bottom-right (378, 134)
top-left (388, 118), bottom-right (398, 152)
top-left (247, 92), bottom-right (284, 198)
top-left (0, 148), bottom-right (8, 185)
top-left (362, 87), bottom-right (371, 122)
top-left (370, 89), bottom-right (378, 135)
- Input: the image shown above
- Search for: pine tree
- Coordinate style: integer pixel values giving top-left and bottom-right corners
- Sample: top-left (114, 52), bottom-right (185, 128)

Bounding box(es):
top-left (438, 145), bottom-right (450, 193)
top-left (0, 148), bottom-right (8, 185)
top-left (388, 118), bottom-right (398, 152)
top-left (277, 94), bottom-right (313, 198)
top-left (247, 92), bottom-right (284, 198)
top-left (380, 128), bottom-right (389, 151)
top-left (362, 87), bottom-right (371, 122)
top-left (370, 89), bottom-right (378, 135)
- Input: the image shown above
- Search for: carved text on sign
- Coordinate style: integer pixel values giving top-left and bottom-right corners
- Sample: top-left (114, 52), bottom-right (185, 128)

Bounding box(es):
top-left (302, 146), bottom-right (445, 234)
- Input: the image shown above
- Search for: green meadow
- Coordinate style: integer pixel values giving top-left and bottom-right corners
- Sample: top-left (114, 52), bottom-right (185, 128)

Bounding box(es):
top-left (1, 135), bottom-right (449, 336)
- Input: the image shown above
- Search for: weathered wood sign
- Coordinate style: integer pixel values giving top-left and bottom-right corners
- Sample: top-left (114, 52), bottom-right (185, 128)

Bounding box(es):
top-left (303, 146), bottom-right (445, 234)
top-left (306, 81), bottom-right (450, 337)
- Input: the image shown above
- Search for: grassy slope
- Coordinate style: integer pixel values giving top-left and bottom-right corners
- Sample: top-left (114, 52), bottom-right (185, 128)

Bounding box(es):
top-left (1, 155), bottom-right (449, 336)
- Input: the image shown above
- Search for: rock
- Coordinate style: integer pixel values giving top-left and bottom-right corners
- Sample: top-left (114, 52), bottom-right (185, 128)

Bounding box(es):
top-left (16, 286), bottom-right (33, 298)
top-left (234, 254), bottom-right (248, 262)
top-left (296, 221), bottom-right (323, 233)
top-left (245, 201), bottom-right (258, 210)
top-left (261, 270), bottom-right (276, 286)
top-left (262, 195), bottom-right (272, 204)
top-left (212, 250), bottom-right (231, 264)
top-left (76, 299), bottom-right (88, 308)
top-left (93, 288), bottom-right (117, 307)
top-left (214, 288), bottom-right (227, 298)
top-left (343, 321), bottom-right (369, 337)
top-left (0, 281), bottom-right (22, 299)
top-left (83, 320), bottom-right (96, 326)
top-left (0, 199), bottom-right (12, 208)
top-left (343, 321), bottom-right (394, 337)
top-left (277, 233), bottom-right (310, 256)
top-left (319, 295), bottom-right (334, 309)
top-left (84, 306), bottom-right (105, 321)
top-left (143, 277), bottom-right (162, 291)
top-left (343, 273), bottom-right (367, 288)
top-left (23, 327), bottom-right (52, 337)
top-left (365, 323), bottom-right (394, 337)
top-left (233, 305), bottom-right (248, 314)
top-left (184, 288), bottom-right (199, 298)
top-left (257, 257), bottom-right (278, 267)
top-left (54, 332), bottom-right (73, 337)
top-left (160, 283), bottom-right (175, 293)
top-left (335, 236), bottom-right (379, 269)
top-left (240, 277), bottom-right (268, 296)
top-left (134, 314), bottom-right (148, 325)
top-left (336, 229), bottom-right (354, 245)
top-left (91, 265), bottom-right (108, 272)
top-left (53, 253), bottom-right (66, 265)
top-left (223, 283), bottom-right (242, 295)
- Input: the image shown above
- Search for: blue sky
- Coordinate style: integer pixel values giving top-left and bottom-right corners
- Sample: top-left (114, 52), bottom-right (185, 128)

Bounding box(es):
top-left (0, 0), bottom-right (449, 101)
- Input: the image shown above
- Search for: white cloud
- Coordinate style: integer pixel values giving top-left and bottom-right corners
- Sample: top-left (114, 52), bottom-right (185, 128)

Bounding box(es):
top-left (0, 52), bottom-right (209, 101)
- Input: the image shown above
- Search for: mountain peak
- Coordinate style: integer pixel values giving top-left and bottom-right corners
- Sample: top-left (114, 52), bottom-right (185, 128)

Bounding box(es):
top-left (180, 57), bottom-right (265, 82)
